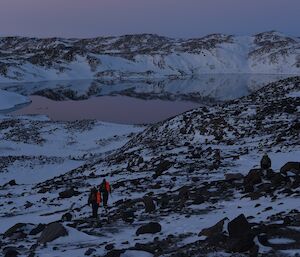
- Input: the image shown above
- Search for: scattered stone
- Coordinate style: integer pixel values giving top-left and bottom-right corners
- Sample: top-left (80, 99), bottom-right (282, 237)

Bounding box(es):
top-left (4, 223), bottom-right (27, 238)
top-left (199, 218), bottom-right (227, 237)
top-left (154, 160), bottom-right (172, 178)
top-left (29, 224), bottom-right (46, 236)
top-left (61, 212), bottom-right (72, 222)
top-left (104, 250), bottom-right (125, 257)
top-left (38, 222), bottom-right (68, 244)
top-left (59, 188), bottom-right (80, 199)
top-left (3, 248), bottom-right (19, 257)
top-left (228, 214), bottom-right (251, 237)
top-left (121, 210), bottom-right (135, 223)
top-left (227, 214), bottom-right (254, 253)
top-left (142, 196), bottom-right (156, 213)
top-left (105, 244), bottom-right (114, 251)
top-left (244, 169), bottom-right (262, 186)
top-left (136, 222), bottom-right (162, 236)
top-left (85, 248), bottom-right (96, 256)
top-left (225, 173), bottom-right (244, 181)
top-left (280, 162), bottom-right (300, 175)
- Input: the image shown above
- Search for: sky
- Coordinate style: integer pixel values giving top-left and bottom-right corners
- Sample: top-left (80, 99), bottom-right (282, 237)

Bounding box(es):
top-left (0, 0), bottom-right (299, 38)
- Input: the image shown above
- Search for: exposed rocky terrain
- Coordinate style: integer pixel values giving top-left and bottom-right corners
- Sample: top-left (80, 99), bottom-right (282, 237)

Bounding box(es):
top-left (0, 76), bottom-right (299, 256)
top-left (0, 31), bottom-right (299, 83)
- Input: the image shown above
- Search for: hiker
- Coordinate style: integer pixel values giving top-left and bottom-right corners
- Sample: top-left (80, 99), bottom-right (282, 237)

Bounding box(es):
top-left (260, 153), bottom-right (271, 169)
top-left (99, 179), bottom-right (111, 207)
top-left (88, 187), bottom-right (101, 218)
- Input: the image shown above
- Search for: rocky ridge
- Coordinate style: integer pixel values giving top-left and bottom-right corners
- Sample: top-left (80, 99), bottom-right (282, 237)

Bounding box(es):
top-left (0, 31), bottom-right (300, 82)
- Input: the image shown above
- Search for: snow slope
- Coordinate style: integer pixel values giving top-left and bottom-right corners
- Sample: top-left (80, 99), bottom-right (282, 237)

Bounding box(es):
top-left (0, 89), bottom-right (30, 111)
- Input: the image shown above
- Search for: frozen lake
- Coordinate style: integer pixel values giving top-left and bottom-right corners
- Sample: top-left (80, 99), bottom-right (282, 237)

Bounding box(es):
top-left (1, 74), bottom-right (290, 124)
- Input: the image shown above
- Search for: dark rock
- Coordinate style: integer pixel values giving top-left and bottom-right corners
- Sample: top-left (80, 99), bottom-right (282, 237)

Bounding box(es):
top-left (38, 222), bottom-right (68, 244)
top-left (136, 222), bottom-right (162, 236)
top-left (105, 244), bottom-right (114, 250)
top-left (244, 169), bottom-right (262, 186)
top-left (29, 224), bottom-right (46, 236)
top-left (205, 233), bottom-right (228, 248)
top-left (104, 250), bottom-right (125, 257)
top-left (225, 173), bottom-right (244, 181)
top-left (142, 196), bottom-right (156, 213)
top-left (3, 247), bottom-right (19, 257)
top-left (85, 248), bottom-right (96, 256)
top-left (61, 212), bottom-right (72, 222)
top-left (249, 244), bottom-right (259, 257)
top-left (37, 187), bottom-right (48, 194)
top-left (271, 173), bottom-right (287, 187)
top-left (178, 186), bottom-right (189, 203)
top-left (3, 180), bottom-right (17, 187)
top-left (199, 218), bottom-right (227, 237)
top-left (226, 233), bottom-right (255, 252)
top-left (24, 201), bottom-right (33, 209)
top-left (59, 188), bottom-right (80, 199)
top-left (4, 223), bottom-right (27, 238)
top-left (154, 160), bottom-right (172, 178)
top-left (227, 214), bottom-right (254, 253)
top-left (280, 162), bottom-right (300, 175)
top-left (228, 214), bottom-right (251, 238)
top-left (121, 210), bottom-right (135, 223)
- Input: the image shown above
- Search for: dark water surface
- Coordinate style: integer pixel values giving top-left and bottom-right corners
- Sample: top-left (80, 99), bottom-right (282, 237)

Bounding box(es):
top-left (2, 74), bottom-right (290, 124)
top-left (12, 95), bottom-right (200, 124)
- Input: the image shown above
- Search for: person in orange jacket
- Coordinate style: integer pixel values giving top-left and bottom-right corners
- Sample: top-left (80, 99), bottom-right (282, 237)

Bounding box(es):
top-left (88, 187), bottom-right (101, 218)
top-left (99, 179), bottom-right (111, 207)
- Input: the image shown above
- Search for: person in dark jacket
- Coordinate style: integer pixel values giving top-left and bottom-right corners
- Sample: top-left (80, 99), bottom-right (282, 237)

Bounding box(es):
top-left (260, 153), bottom-right (271, 169)
top-left (88, 187), bottom-right (101, 218)
top-left (99, 179), bottom-right (111, 207)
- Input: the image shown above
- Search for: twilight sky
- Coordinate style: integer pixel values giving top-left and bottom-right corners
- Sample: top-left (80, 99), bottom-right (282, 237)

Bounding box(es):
top-left (0, 0), bottom-right (299, 38)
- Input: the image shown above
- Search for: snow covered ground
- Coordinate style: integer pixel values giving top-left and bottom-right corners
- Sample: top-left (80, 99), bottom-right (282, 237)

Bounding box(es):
top-left (0, 89), bottom-right (30, 111)
top-left (0, 76), bottom-right (299, 257)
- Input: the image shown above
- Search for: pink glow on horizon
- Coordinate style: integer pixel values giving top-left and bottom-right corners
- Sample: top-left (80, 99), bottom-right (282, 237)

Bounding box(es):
top-left (0, 0), bottom-right (299, 38)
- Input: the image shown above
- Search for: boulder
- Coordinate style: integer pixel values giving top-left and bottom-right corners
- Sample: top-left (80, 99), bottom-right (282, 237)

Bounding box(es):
top-left (244, 169), bottom-right (262, 186)
top-left (228, 214), bottom-right (251, 238)
top-left (3, 247), bottom-right (19, 257)
top-left (61, 212), bottom-right (72, 222)
top-left (29, 224), bottom-right (46, 236)
top-left (4, 223), bottom-right (27, 238)
top-left (270, 173), bottom-right (288, 187)
top-left (105, 244), bottom-right (114, 251)
top-left (199, 218), bottom-right (227, 237)
top-left (104, 250), bottom-right (125, 257)
top-left (227, 214), bottom-right (254, 253)
top-left (280, 162), bottom-right (300, 175)
top-left (178, 186), bottom-right (189, 202)
top-left (59, 188), bottom-right (80, 199)
top-left (136, 222), bottom-right (162, 236)
top-left (121, 210), bottom-right (135, 223)
top-left (226, 234), bottom-right (255, 252)
top-left (38, 222), bottom-right (68, 244)
top-left (225, 173), bottom-right (244, 181)
top-left (154, 160), bottom-right (172, 178)
top-left (142, 196), bottom-right (156, 213)
top-left (3, 180), bottom-right (17, 187)
top-left (85, 248), bottom-right (96, 256)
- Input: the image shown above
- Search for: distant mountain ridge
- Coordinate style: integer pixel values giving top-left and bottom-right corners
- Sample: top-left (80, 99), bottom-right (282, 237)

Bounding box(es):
top-left (0, 31), bottom-right (300, 82)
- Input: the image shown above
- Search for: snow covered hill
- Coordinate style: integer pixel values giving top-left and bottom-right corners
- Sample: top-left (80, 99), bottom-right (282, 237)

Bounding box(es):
top-left (0, 89), bottom-right (30, 111)
top-left (0, 76), bottom-right (299, 256)
top-left (0, 31), bottom-right (300, 83)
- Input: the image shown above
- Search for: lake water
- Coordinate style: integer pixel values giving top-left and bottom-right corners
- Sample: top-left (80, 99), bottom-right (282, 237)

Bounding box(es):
top-left (1, 74), bottom-right (290, 124)
top-left (12, 95), bottom-right (200, 124)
